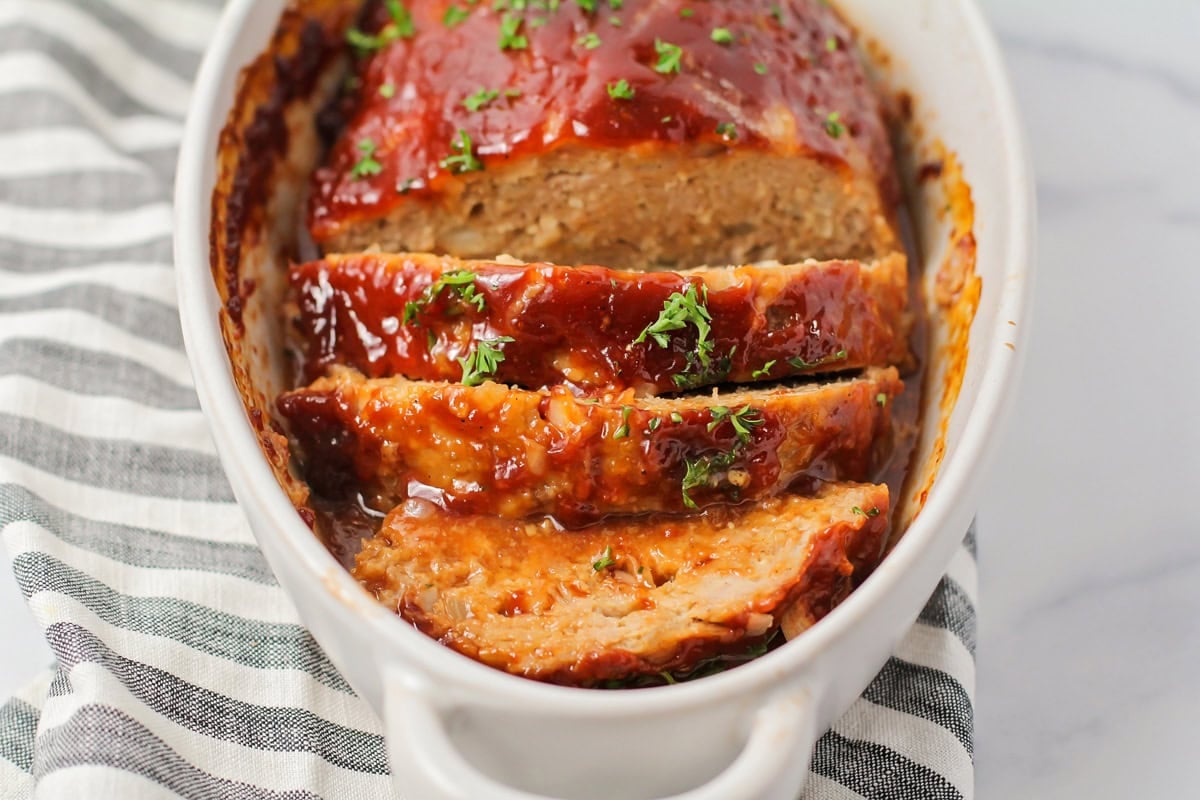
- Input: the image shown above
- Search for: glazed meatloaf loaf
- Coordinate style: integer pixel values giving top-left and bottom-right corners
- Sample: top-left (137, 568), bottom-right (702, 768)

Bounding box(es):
top-left (308, 0), bottom-right (900, 268)
top-left (290, 251), bottom-right (910, 392)
top-left (354, 482), bottom-right (889, 683)
top-left (278, 366), bottom-right (901, 524)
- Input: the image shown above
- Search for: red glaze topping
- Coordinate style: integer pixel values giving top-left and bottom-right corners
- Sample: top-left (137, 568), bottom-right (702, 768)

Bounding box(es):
top-left (291, 253), bottom-right (908, 393)
top-left (276, 369), bottom-right (899, 526)
top-left (309, 0), bottom-right (894, 239)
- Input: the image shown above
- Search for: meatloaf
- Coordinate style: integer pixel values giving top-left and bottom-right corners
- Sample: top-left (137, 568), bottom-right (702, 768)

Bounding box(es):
top-left (290, 251), bottom-right (910, 391)
top-left (354, 481), bottom-right (889, 684)
top-left (309, 0), bottom-right (899, 268)
top-left (277, 366), bottom-right (900, 524)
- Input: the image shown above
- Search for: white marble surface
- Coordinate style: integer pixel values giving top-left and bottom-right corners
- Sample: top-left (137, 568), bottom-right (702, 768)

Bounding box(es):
top-left (2, 0), bottom-right (1198, 797)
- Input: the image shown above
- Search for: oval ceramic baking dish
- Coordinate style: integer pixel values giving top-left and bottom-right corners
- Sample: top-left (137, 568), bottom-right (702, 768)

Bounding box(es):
top-left (173, 1), bottom-right (1033, 798)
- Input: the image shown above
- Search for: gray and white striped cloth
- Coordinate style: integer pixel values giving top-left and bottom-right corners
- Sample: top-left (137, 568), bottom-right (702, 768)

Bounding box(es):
top-left (0, 1), bottom-right (978, 797)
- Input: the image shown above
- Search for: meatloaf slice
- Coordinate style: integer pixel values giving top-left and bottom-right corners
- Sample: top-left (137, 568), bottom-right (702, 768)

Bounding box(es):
top-left (309, 0), bottom-right (899, 268)
top-left (290, 252), bottom-right (910, 392)
top-left (276, 366), bottom-right (901, 525)
top-left (354, 481), bottom-right (890, 684)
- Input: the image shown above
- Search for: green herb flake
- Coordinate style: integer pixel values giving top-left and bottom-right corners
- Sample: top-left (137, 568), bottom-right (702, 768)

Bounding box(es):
top-left (825, 36), bottom-right (839, 52)
top-left (592, 545), bottom-right (615, 571)
top-left (710, 27), bottom-right (733, 45)
top-left (679, 7), bottom-right (694, 18)
top-left (578, 32), bottom-right (602, 49)
top-left (345, 0), bottom-right (415, 52)
top-left (876, 392), bottom-right (888, 407)
top-left (378, 82), bottom-right (397, 98)
top-left (504, 88), bottom-right (522, 98)
top-left (575, 0), bottom-right (596, 11)
top-left (788, 348), bottom-right (847, 370)
top-left (386, 0), bottom-right (416, 35)
top-left (609, 14), bottom-right (621, 25)
top-left (670, 412), bottom-right (684, 424)
top-left (350, 138), bottom-right (383, 179)
top-left (768, 3), bottom-right (783, 23)
top-left (439, 128), bottom-right (483, 173)
top-left (728, 407), bottom-right (764, 442)
top-left (852, 506), bottom-right (881, 518)
top-left (654, 39), bottom-right (683, 74)
top-left (633, 283), bottom-right (713, 377)
top-left (498, 14), bottom-right (528, 49)
top-left (404, 269), bottom-right (485, 323)
top-left (613, 405), bottom-right (633, 440)
top-left (648, 417), bottom-right (661, 432)
top-left (751, 359), bottom-right (776, 379)
top-left (458, 335), bottom-right (515, 386)
top-left (443, 4), bottom-right (470, 27)
top-left (463, 87), bottom-right (500, 111)
top-left (715, 121), bottom-right (737, 140)
top-left (681, 449), bottom-right (739, 508)
top-left (606, 79), bottom-right (635, 100)
top-left (608, 0), bottom-right (622, 8)
top-left (824, 111), bottom-right (845, 138)
top-left (753, 62), bottom-right (767, 75)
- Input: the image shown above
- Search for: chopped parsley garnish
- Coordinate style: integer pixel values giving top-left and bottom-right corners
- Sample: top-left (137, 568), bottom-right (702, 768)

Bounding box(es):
top-left (825, 36), bottom-right (839, 52)
top-left (715, 121), bottom-right (737, 140)
top-left (876, 392), bottom-right (888, 406)
top-left (443, 4), bottom-right (470, 26)
top-left (753, 62), bottom-right (768, 75)
top-left (577, 32), bottom-right (602, 49)
top-left (654, 39), bottom-right (683, 74)
top-left (505, 87), bottom-right (522, 98)
top-left (648, 417), bottom-right (661, 432)
top-left (609, 14), bottom-right (621, 25)
top-left (607, 79), bottom-right (634, 100)
top-left (751, 360), bottom-right (776, 379)
top-left (768, 3), bottom-right (783, 23)
top-left (852, 506), bottom-right (881, 517)
top-left (730, 407), bottom-right (764, 441)
top-left (350, 138), bottom-right (383, 179)
top-left (706, 406), bottom-right (764, 443)
top-left (498, 14), bottom-right (528, 49)
top-left (608, 0), bottom-right (623, 8)
top-left (613, 405), bottom-right (633, 439)
top-left (463, 87), bottom-right (500, 111)
top-left (346, 0), bottom-right (415, 52)
top-left (681, 449), bottom-right (739, 508)
top-left (670, 412), bottom-right (684, 424)
top-left (788, 348), bottom-right (847, 370)
top-left (710, 27), bottom-right (733, 44)
top-left (378, 82), bottom-right (396, 98)
top-left (592, 545), bottom-right (615, 571)
top-left (575, 0), bottom-right (596, 11)
top-left (824, 111), bottom-right (845, 138)
top-left (679, 7), bottom-right (694, 18)
top-left (458, 335), bottom-right (515, 385)
top-left (439, 128), bottom-right (483, 173)
top-left (403, 269), bottom-right (485, 323)
top-left (633, 283), bottom-right (713, 375)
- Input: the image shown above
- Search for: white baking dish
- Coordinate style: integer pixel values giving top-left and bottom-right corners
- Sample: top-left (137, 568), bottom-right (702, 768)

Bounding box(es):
top-left (173, 2), bottom-right (1033, 798)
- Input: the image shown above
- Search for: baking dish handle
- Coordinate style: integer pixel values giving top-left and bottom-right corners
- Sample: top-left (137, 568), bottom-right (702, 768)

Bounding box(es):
top-left (383, 669), bottom-right (817, 800)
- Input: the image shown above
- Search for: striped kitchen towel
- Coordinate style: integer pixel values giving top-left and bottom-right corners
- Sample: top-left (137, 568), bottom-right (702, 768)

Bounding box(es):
top-left (0, 1), bottom-right (978, 797)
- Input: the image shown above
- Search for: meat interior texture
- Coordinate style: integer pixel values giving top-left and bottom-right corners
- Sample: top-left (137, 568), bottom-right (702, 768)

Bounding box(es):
top-left (355, 483), bottom-right (890, 684)
top-left (282, 0), bottom-right (919, 685)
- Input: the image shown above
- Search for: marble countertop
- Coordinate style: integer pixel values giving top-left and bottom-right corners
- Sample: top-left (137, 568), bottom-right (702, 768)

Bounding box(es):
top-left (2, 0), bottom-right (1197, 796)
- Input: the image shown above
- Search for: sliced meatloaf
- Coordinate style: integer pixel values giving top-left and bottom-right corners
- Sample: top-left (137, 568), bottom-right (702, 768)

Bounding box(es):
top-left (354, 481), bottom-right (890, 684)
top-left (277, 366), bottom-right (901, 525)
top-left (309, 0), bottom-right (899, 268)
top-left (290, 252), bottom-right (910, 392)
